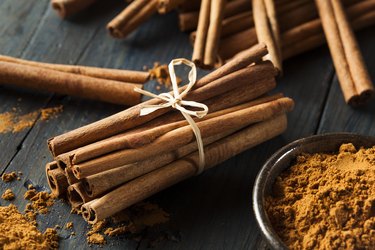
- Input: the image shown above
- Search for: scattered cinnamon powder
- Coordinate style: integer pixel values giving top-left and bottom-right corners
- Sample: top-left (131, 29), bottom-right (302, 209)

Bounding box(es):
top-left (2, 189), bottom-right (15, 201)
top-left (87, 233), bottom-right (106, 245)
top-left (0, 204), bottom-right (58, 249)
top-left (149, 62), bottom-right (182, 89)
top-left (87, 220), bottom-right (107, 245)
top-left (40, 106), bottom-right (63, 121)
top-left (266, 143), bottom-right (375, 250)
top-left (84, 202), bottom-right (170, 245)
top-left (24, 190), bottom-right (55, 214)
top-left (65, 221), bottom-right (73, 229)
top-left (87, 220), bottom-right (107, 236)
top-left (131, 202), bottom-right (170, 227)
top-left (1, 171), bottom-right (18, 182)
top-left (149, 63), bottom-right (171, 87)
top-left (0, 105), bottom-right (63, 133)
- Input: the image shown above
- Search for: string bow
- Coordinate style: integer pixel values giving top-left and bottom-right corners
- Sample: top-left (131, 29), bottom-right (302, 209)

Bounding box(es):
top-left (134, 58), bottom-right (208, 174)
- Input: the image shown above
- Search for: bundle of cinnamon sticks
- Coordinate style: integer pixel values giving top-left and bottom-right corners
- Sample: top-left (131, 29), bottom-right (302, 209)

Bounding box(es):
top-left (45, 44), bottom-right (294, 223)
top-left (185, 0), bottom-right (375, 105)
top-left (0, 55), bottom-right (150, 106)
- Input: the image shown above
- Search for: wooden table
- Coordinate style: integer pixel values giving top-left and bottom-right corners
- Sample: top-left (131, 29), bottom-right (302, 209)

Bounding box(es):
top-left (0, 1), bottom-right (374, 249)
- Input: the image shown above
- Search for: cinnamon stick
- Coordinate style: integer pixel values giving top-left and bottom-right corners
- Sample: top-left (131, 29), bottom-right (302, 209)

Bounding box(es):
top-left (67, 182), bottom-right (93, 209)
top-left (192, 0), bottom-right (211, 67)
top-left (178, 0), bottom-right (201, 12)
top-left (253, 0), bottom-right (282, 72)
top-left (51, 0), bottom-right (97, 18)
top-left (65, 168), bottom-right (79, 185)
top-left (157, 0), bottom-right (186, 14)
top-left (179, 11), bottom-right (200, 32)
top-left (57, 76), bottom-right (277, 170)
top-left (0, 61), bottom-right (142, 106)
top-left (283, 8), bottom-right (375, 59)
top-left (315, 0), bottom-right (374, 105)
top-left (203, 0), bottom-right (226, 68)
top-left (81, 114), bottom-right (288, 223)
top-left (71, 97), bottom-right (294, 178)
top-left (222, 11), bottom-right (254, 38)
top-left (47, 45), bottom-right (270, 157)
top-left (220, 1), bottom-right (375, 61)
top-left (80, 93), bottom-right (284, 198)
top-left (179, 0), bottom-right (252, 32)
top-left (45, 161), bottom-right (69, 198)
top-left (64, 61), bottom-right (276, 165)
top-left (79, 126), bottom-right (239, 198)
top-left (107, 0), bottom-right (158, 39)
top-left (219, 28), bottom-right (257, 60)
top-left (282, 0), bottom-right (375, 47)
top-left (0, 55), bottom-right (149, 83)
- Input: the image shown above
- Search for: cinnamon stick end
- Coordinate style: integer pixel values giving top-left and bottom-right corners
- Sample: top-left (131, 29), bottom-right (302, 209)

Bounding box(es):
top-left (349, 89), bottom-right (375, 107)
top-left (106, 25), bottom-right (124, 39)
top-left (51, 2), bottom-right (67, 18)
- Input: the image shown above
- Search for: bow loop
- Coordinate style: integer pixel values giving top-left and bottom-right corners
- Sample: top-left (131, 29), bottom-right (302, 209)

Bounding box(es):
top-left (133, 58), bottom-right (208, 174)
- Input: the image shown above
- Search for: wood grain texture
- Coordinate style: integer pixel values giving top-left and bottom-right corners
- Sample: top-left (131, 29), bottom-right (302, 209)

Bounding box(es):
top-left (0, 0), bottom-right (374, 249)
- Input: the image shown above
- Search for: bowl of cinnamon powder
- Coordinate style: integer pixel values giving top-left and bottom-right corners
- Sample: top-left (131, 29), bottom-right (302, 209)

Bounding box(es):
top-left (253, 133), bottom-right (375, 249)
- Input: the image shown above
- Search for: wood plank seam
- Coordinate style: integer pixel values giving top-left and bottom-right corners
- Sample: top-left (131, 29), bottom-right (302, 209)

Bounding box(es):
top-left (314, 66), bottom-right (336, 134)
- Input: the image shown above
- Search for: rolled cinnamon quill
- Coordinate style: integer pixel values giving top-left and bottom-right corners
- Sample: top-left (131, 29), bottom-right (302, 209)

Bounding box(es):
top-left (81, 114), bottom-right (288, 223)
top-left (55, 73), bottom-right (276, 170)
top-left (65, 168), bottom-right (79, 185)
top-left (179, 0), bottom-right (251, 32)
top-left (107, 0), bottom-right (158, 39)
top-left (315, 0), bottom-right (374, 105)
top-left (157, 0), bottom-right (186, 14)
top-left (51, 0), bottom-right (97, 18)
top-left (0, 61), bottom-right (142, 106)
top-left (71, 97), bottom-right (294, 179)
top-left (283, 6), bottom-right (375, 59)
top-left (61, 62), bottom-right (277, 168)
top-left (80, 94), bottom-right (284, 198)
top-left (45, 161), bottom-right (69, 198)
top-left (253, 0), bottom-right (282, 72)
top-left (0, 55), bottom-right (150, 83)
top-left (47, 44), bottom-right (269, 157)
top-left (281, 0), bottom-right (375, 56)
top-left (220, 1), bottom-right (375, 61)
top-left (193, 0), bottom-right (226, 68)
top-left (67, 182), bottom-right (93, 209)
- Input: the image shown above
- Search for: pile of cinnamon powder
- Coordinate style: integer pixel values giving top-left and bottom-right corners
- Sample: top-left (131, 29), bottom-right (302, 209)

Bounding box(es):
top-left (0, 204), bottom-right (58, 249)
top-left (266, 143), bottom-right (375, 249)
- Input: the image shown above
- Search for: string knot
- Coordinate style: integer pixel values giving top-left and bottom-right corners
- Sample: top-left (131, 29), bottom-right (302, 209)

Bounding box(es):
top-left (134, 58), bottom-right (208, 174)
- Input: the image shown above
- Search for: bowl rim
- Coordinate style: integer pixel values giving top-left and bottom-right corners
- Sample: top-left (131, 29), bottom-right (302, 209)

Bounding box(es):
top-left (252, 132), bottom-right (375, 249)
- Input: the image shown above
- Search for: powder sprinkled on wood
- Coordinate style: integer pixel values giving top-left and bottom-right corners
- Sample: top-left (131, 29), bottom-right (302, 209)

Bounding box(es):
top-left (87, 233), bottom-right (106, 245)
top-left (84, 202), bottom-right (170, 245)
top-left (266, 143), bottom-right (375, 249)
top-left (0, 204), bottom-right (59, 249)
top-left (1, 171), bottom-right (18, 182)
top-left (24, 190), bottom-right (55, 214)
top-left (149, 63), bottom-right (172, 87)
top-left (2, 189), bottom-right (15, 201)
top-left (149, 62), bottom-right (182, 89)
top-left (0, 105), bottom-right (63, 133)
top-left (65, 221), bottom-right (73, 229)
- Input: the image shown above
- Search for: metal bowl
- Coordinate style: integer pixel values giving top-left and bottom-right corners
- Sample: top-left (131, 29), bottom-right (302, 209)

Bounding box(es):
top-left (252, 133), bottom-right (375, 249)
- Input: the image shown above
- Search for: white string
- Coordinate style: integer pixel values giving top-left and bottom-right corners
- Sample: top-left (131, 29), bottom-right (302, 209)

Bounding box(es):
top-left (134, 58), bottom-right (208, 174)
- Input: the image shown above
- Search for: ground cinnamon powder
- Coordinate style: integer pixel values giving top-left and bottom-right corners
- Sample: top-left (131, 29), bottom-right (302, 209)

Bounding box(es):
top-left (266, 143), bottom-right (375, 249)
top-left (0, 204), bottom-right (58, 249)
top-left (0, 106), bottom-right (63, 133)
